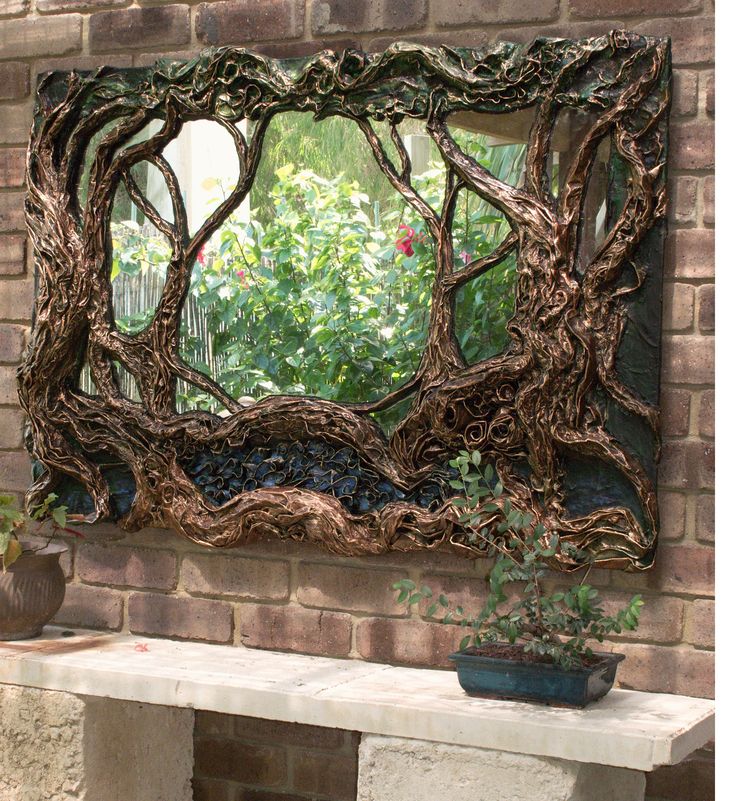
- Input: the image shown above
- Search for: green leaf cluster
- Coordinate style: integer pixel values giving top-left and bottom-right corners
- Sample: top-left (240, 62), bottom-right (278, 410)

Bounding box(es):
top-left (394, 451), bottom-right (644, 670)
top-left (0, 493), bottom-right (71, 572)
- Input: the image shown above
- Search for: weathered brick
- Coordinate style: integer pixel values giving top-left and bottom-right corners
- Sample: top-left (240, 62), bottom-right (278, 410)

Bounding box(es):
top-left (292, 750), bottom-right (358, 799)
top-left (686, 598), bottom-right (714, 648)
top-left (0, 279), bottom-right (33, 321)
top-left (240, 604), bottom-right (351, 657)
top-left (297, 562), bottom-right (408, 616)
top-left (698, 389), bottom-right (714, 439)
top-left (0, 323), bottom-right (27, 363)
top-left (197, 0), bottom-right (304, 45)
top-left (89, 6), bottom-right (190, 53)
top-left (662, 335), bottom-right (714, 384)
top-left (432, 0), bottom-right (557, 27)
top-left (615, 544), bottom-right (714, 596)
top-left (194, 738), bottom-right (287, 786)
top-left (695, 494), bottom-right (714, 542)
top-left (0, 150), bottom-right (25, 189)
top-left (418, 573), bottom-right (492, 619)
top-left (603, 593), bottom-right (684, 644)
top-left (0, 193), bottom-right (25, 233)
top-left (702, 175), bottom-right (714, 225)
top-left (195, 710), bottom-right (235, 737)
top-left (78, 543), bottom-right (177, 589)
top-left (662, 283), bottom-right (694, 333)
top-left (615, 643), bottom-right (713, 698)
top-left (0, 0), bottom-right (29, 18)
top-left (671, 120), bottom-right (714, 170)
top-left (671, 69), bottom-right (698, 117)
top-left (129, 592), bottom-right (233, 642)
top-left (0, 236), bottom-right (25, 276)
top-left (368, 30), bottom-right (488, 51)
top-left (249, 37), bottom-right (359, 59)
top-left (660, 387), bottom-right (691, 437)
top-left (53, 583), bottom-right (124, 630)
top-left (0, 366), bottom-right (19, 405)
top-left (0, 14), bottom-right (82, 59)
top-left (181, 553), bottom-right (289, 600)
top-left (0, 450), bottom-right (30, 492)
top-left (38, 0), bottom-right (128, 12)
top-left (704, 70), bottom-right (714, 116)
top-left (634, 17), bottom-right (714, 65)
top-left (233, 716), bottom-right (346, 750)
top-left (660, 440), bottom-right (713, 490)
top-left (497, 20), bottom-right (625, 44)
top-left (666, 229), bottom-right (714, 279)
top-left (698, 284), bottom-right (714, 334)
top-left (571, 0), bottom-right (700, 16)
top-left (0, 63), bottom-right (29, 100)
top-left (34, 53), bottom-right (134, 74)
top-left (0, 103), bottom-right (32, 145)
top-left (658, 490), bottom-right (686, 541)
top-left (0, 407), bottom-right (24, 449)
top-left (669, 175), bottom-right (698, 225)
top-left (355, 617), bottom-right (462, 667)
top-left (190, 778), bottom-right (233, 801)
top-left (312, 0), bottom-right (425, 34)
top-left (647, 754), bottom-right (715, 801)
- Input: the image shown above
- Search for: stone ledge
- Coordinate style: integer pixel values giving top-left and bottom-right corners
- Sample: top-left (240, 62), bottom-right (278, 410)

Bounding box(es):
top-left (0, 627), bottom-right (714, 773)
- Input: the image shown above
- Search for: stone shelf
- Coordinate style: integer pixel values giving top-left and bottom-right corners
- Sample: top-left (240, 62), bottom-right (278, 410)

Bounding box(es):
top-left (0, 627), bottom-right (714, 774)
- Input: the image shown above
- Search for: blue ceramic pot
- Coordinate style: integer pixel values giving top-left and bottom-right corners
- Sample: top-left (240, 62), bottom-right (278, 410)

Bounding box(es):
top-left (449, 644), bottom-right (625, 708)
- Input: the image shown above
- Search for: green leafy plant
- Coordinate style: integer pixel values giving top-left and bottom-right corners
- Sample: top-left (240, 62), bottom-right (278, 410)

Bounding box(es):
top-left (394, 451), bottom-right (644, 669)
top-left (0, 493), bottom-right (75, 572)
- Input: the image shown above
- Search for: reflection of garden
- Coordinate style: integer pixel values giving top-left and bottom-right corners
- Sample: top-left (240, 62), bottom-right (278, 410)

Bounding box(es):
top-left (106, 114), bottom-right (522, 430)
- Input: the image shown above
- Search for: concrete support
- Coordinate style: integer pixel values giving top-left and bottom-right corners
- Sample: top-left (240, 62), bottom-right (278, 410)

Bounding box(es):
top-left (357, 735), bottom-right (646, 801)
top-left (0, 685), bottom-right (194, 801)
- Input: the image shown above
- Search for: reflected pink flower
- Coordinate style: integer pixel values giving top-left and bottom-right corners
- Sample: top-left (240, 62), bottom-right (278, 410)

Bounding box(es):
top-left (395, 224), bottom-right (415, 257)
top-left (460, 250), bottom-right (472, 265)
top-left (196, 246), bottom-right (206, 265)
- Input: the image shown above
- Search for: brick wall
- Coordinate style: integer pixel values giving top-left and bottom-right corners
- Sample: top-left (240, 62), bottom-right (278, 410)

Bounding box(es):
top-left (0, 1), bottom-right (714, 800)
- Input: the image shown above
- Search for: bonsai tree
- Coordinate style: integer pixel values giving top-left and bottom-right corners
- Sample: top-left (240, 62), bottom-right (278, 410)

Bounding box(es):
top-left (394, 451), bottom-right (644, 669)
top-left (0, 493), bottom-right (73, 571)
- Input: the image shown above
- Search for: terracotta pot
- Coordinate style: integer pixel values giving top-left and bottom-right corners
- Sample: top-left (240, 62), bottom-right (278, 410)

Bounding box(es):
top-left (0, 542), bottom-right (67, 640)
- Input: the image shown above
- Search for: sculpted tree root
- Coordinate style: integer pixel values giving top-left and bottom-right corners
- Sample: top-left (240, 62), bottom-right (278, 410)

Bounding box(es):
top-left (19, 33), bottom-right (669, 571)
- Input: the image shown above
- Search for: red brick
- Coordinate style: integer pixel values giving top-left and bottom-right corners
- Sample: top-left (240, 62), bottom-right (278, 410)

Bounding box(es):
top-left (197, 0), bottom-right (304, 45)
top-left (702, 175), bottom-right (714, 225)
top-left (0, 366), bottom-right (19, 405)
top-left (194, 738), bottom-right (286, 786)
top-left (432, 0), bottom-right (557, 27)
top-left (0, 323), bottom-right (27, 363)
top-left (312, 0), bottom-right (425, 34)
top-left (90, 6), bottom-right (190, 53)
top-left (0, 192), bottom-right (25, 233)
top-left (662, 335), bottom-right (713, 384)
top-left (658, 490), bottom-right (686, 541)
top-left (634, 17), bottom-right (714, 66)
top-left (660, 387), bottom-right (691, 436)
top-left (666, 229), bottom-right (714, 279)
top-left (497, 20), bottom-right (625, 44)
top-left (34, 53), bottom-right (134, 74)
top-left (233, 716), bottom-right (346, 750)
top-left (704, 71), bottom-right (714, 116)
top-left (240, 604), bottom-right (352, 657)
top-left (647, 754), bottom-right (715, 801)
top-left (0, 63), bottom-right (29, 100)
top-left (616, 544), bottom-right (714, 596)
top-left (0, 407), bottom-right (24, 448)
top-left (615, 643), bottom-right (713, 698)
top-left (418, 573), bottom-right (492, 619)
top-left (671, 69), bottom-right (698, 117)
top-left (669, 175), bottom-right (698, 225)
top-left (249, 37), bottom-right (359, 59)
top-left (686, 598), bottom-right (714, 648)
top-left (191, 778), bottom-right (233, 801)
top-left (195, 710), bottom-right (235, 737)
top-left (697, 284), bottom-right (714, 334)
top-left (292, 750), bottom-right (358, 798)
top-left (571, 0), bottom-right (700, 16)
top-left (0, 236), bottom-right (25, 276)
top-left (78, 543), bottom-right (177, 589)
top-left (53, 583), bottom-right (124, 630)
top-left (0, 0), bottom-right (29, 18)
top-left (603, 592), bottom-right (684, 644)
top-left (659, 440), bottom-right (713, 491)
top-left (695, 495), bottom-right (714, 542)
top-left (0, 450), bottom-right (30, 492)
top-left (355, 617), bottom-right (462, 667)
top-left (0, 14), bottom-right (82, 58)
top-left (0, 103), bottom-right (31, 145)
top-left (0, 278), bottom-right (33, 321)
top-left (38, 0), bottom-right (128, 11)
top-left (181, 553), bottom-right (289, 600)
top-left (698, 390), bottom-right (714, 438)
top-left (129, 592), bottom-right (233, 643)
top-left (231, 790), bottom-right (310, 801)
top-left (368, 30), bottom-right (488, 51)
top-left (662, 283), bottom-right (694, 333)
top-left (671, 120), bottom-right (714, 170)
top-left (297, 562), bottom-right (408, 616)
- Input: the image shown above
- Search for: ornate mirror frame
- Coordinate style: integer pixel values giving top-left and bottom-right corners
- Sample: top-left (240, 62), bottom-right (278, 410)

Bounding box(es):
top-left (19, 32), bottom-right (670, 571)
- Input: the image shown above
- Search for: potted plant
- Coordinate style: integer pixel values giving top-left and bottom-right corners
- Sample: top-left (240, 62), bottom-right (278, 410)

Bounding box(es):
top-left (0, 493), bottom-right (76, 641)
top-left (394, 451), bottom-right (643, 708)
